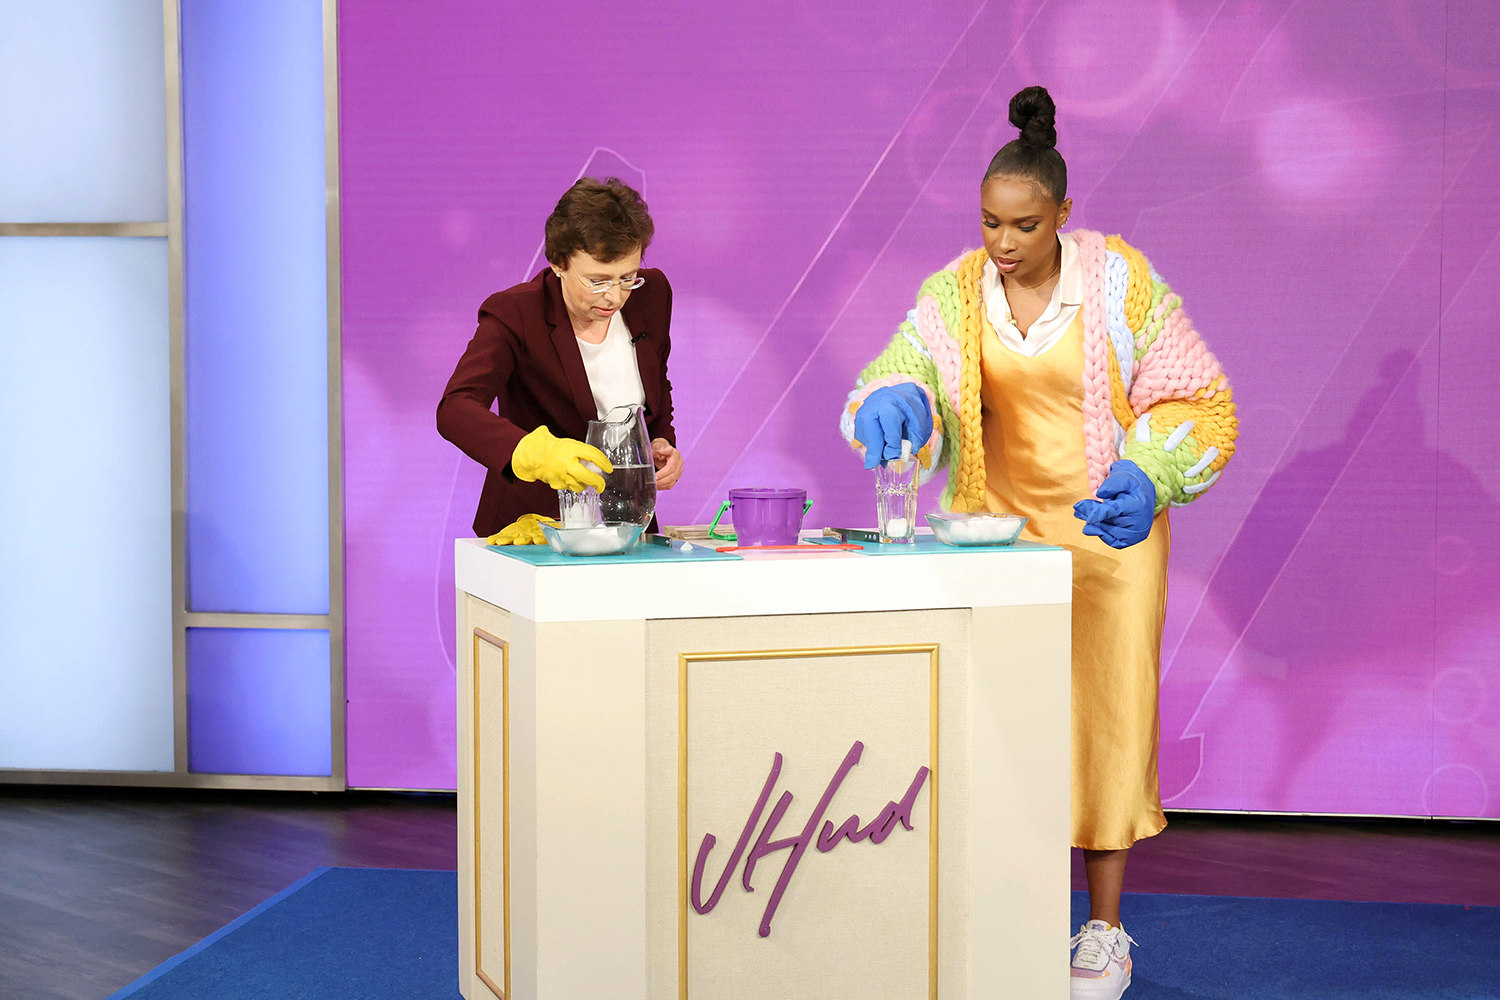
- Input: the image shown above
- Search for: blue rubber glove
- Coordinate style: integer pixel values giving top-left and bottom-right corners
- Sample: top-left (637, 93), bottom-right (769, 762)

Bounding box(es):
top-left (1072, 460), bottom-right (1156, 549)
top-left (853, 383), bottom-right (935, 470)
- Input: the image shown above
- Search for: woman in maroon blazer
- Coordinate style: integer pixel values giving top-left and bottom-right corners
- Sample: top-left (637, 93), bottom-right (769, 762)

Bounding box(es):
top-left (437, 177), bottom-right (683, 540)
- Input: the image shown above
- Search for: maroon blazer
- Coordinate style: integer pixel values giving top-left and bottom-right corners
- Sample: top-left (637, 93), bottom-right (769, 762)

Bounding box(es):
top-left (437, 267), bottom-right (675, 537)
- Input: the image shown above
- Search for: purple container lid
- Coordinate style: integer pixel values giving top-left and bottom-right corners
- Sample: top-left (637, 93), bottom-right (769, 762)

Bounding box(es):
top-left (728, 487), bottom-right (806, 499)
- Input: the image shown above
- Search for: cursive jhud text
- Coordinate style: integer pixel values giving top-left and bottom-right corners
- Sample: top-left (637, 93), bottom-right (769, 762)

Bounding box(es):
top-left (689, 740), bottom-right (930, 937)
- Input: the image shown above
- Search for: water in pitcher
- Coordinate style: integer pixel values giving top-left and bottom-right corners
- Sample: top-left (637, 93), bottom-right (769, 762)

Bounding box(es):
top-left (584, 404), bottom-right (659, 527)
top-left (599, 463), bottom-right (657, 526)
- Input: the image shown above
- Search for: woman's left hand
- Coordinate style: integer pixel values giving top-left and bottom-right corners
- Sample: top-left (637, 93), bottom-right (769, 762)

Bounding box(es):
top-left (652, 438), bottom-right (684, 489)
top-left (1072, 460), bottom-right (1155, 548)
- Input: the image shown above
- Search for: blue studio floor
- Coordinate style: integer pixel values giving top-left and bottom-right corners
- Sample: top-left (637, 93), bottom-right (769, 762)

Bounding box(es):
top-left (105, 869), bottom-right (460, 1000)
top-left (1067, 892), bottom-right (1499, 999)
top-left (108, 868), bottom-right (1498, 999)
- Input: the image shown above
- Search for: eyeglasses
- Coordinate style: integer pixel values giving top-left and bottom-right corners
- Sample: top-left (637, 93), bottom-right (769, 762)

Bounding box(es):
top-left (568, 271), bottom-right (646, 294)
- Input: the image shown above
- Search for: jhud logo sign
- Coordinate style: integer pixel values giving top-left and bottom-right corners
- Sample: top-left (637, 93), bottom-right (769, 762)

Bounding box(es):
top-left (690, 740), bottom-right (930, 937)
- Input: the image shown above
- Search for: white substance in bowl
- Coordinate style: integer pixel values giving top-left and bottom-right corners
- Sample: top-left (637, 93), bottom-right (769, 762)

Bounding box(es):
top-left (570, 530), bottom-right (624, 554)
top-left (925, 511), bottom-right (1026, 546)
top-left (542, 522), bottom-right (642, 556)
top-left (943, 518), bottom-right (1022, 544)
top-left (565, 529), bottom-right (627, 555)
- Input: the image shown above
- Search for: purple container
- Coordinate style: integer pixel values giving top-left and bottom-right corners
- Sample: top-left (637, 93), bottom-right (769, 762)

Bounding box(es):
top-left (726, 487), bottom-right (810, 547)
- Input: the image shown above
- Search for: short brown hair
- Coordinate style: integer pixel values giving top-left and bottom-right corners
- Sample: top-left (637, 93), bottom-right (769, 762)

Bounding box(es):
top-left (543, 177), bottom-right (655, 267)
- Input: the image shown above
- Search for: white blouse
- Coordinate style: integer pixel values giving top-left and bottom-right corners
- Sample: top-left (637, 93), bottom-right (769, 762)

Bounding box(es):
top-left (576, 309), bottom-right (646, 419)
top-left (980, 231), bottom-right (1083, 358)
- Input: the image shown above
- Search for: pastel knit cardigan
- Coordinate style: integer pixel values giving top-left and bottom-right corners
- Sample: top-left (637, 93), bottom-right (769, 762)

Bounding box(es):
top-left (840, 230), bottom-right (1238, 513)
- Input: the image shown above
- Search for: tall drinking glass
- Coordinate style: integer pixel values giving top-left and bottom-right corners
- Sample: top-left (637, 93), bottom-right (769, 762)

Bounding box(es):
top-left (875, 445), bottom-right (919, 543)
top-left (556, 486), bottom-right (602, 527)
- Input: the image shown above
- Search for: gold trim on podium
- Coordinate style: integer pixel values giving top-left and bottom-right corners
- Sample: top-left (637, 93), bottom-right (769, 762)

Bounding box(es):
top-left (473, 629), bottom-right (511, 999)
top-left (678, 643), bottom-right (941, 999)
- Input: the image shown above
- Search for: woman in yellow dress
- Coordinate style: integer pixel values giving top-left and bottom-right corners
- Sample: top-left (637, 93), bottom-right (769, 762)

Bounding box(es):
top-left (842, 86), bottom-right (1238, 999)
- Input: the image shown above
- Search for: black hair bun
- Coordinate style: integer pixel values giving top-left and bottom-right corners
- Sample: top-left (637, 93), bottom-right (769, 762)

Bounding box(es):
top-left (1009, 85), bottom-right (1057, 150)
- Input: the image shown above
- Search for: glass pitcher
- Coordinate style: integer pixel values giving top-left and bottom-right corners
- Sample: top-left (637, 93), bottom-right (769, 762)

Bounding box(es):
top-left (558, 404), bottom-right (658, 527)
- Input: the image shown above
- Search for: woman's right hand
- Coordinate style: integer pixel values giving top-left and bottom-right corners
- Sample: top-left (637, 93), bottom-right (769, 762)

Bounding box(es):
top-left (510, 425), bottom-right (612, 492)
top-left (852, 383), bottom-right (934, 469)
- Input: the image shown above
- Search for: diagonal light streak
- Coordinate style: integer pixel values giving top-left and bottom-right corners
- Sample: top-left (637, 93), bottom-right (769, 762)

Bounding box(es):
top-left (691, 5), bottom-right (1070, 520)
top-left (1080, 0), bottom-right (1231, 207)
top-left (1176, 219), bottom-right (1500, 740)
top-left (1215, 0), bottom-right (1304, 127)
top-left (520, 146), bottom-right (647, 279)
top-left (1161, 120), bottom-right (1493, 684)
top-left (706, 12), bottom-right (1059, 504)
top-left (680, 0), bottom-right (999, 460)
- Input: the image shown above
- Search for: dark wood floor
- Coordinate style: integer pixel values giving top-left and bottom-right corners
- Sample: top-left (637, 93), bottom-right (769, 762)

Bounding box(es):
top-left (1, 788), bottom-right (1496, 1000)
top-left (0, 787), bottom-right (456, 1000)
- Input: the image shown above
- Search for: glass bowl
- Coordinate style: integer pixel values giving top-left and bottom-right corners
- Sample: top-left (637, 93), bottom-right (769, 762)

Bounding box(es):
top-left (539, 521), bottom-right (644, 557)
top-left (925, 511), bottom-right (1028, 547)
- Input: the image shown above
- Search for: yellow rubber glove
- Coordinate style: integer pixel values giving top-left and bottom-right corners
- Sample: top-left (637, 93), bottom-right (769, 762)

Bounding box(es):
top-left (510, 426), bottom-right (612, 492)
top-left (485, 513), bottom-right (559, 546)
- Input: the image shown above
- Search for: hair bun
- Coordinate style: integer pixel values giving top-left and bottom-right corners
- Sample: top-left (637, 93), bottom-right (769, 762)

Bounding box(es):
top-left (1008, 85), bottom-right (1057, 150)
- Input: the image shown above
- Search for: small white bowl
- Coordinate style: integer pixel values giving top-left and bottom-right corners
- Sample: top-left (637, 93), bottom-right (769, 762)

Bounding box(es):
top-left (925, 511), bottom-right (1028, 546)
top-left (539, 521), bottom-right (644, 557)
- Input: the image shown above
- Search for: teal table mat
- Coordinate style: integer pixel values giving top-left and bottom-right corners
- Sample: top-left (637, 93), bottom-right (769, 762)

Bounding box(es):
top-left (808, 536), bottom-right (1062, 556)
top-left (486, 542), bottom-right (742, 566)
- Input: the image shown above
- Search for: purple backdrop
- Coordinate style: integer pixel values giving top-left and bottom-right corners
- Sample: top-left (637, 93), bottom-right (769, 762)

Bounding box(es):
top-left (339, 0), bottom-right (1500, 811)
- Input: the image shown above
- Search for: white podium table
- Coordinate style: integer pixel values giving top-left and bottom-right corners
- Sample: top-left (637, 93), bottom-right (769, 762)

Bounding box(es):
top-left (455, 536), bottom-right (1072, 1000)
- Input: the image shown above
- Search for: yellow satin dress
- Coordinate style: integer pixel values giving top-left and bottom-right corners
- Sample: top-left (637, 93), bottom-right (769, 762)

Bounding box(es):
top-left (980, 309), bottom-right (1170, 850)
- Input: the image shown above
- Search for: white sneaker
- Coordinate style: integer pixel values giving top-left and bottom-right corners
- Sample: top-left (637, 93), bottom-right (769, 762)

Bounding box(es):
top-left (1069, 919), bottom-right (1135, 999)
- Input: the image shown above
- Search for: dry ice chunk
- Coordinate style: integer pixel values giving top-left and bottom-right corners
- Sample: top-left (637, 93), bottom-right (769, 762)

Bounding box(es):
top-left (883, 517), bottom-right (911, 537)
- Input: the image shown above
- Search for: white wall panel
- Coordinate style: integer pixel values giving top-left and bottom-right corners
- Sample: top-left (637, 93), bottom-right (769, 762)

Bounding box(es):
top-left (0, 237), bottom-right (173, 771)
top-left (0, 0), bottom-right (167, 222)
